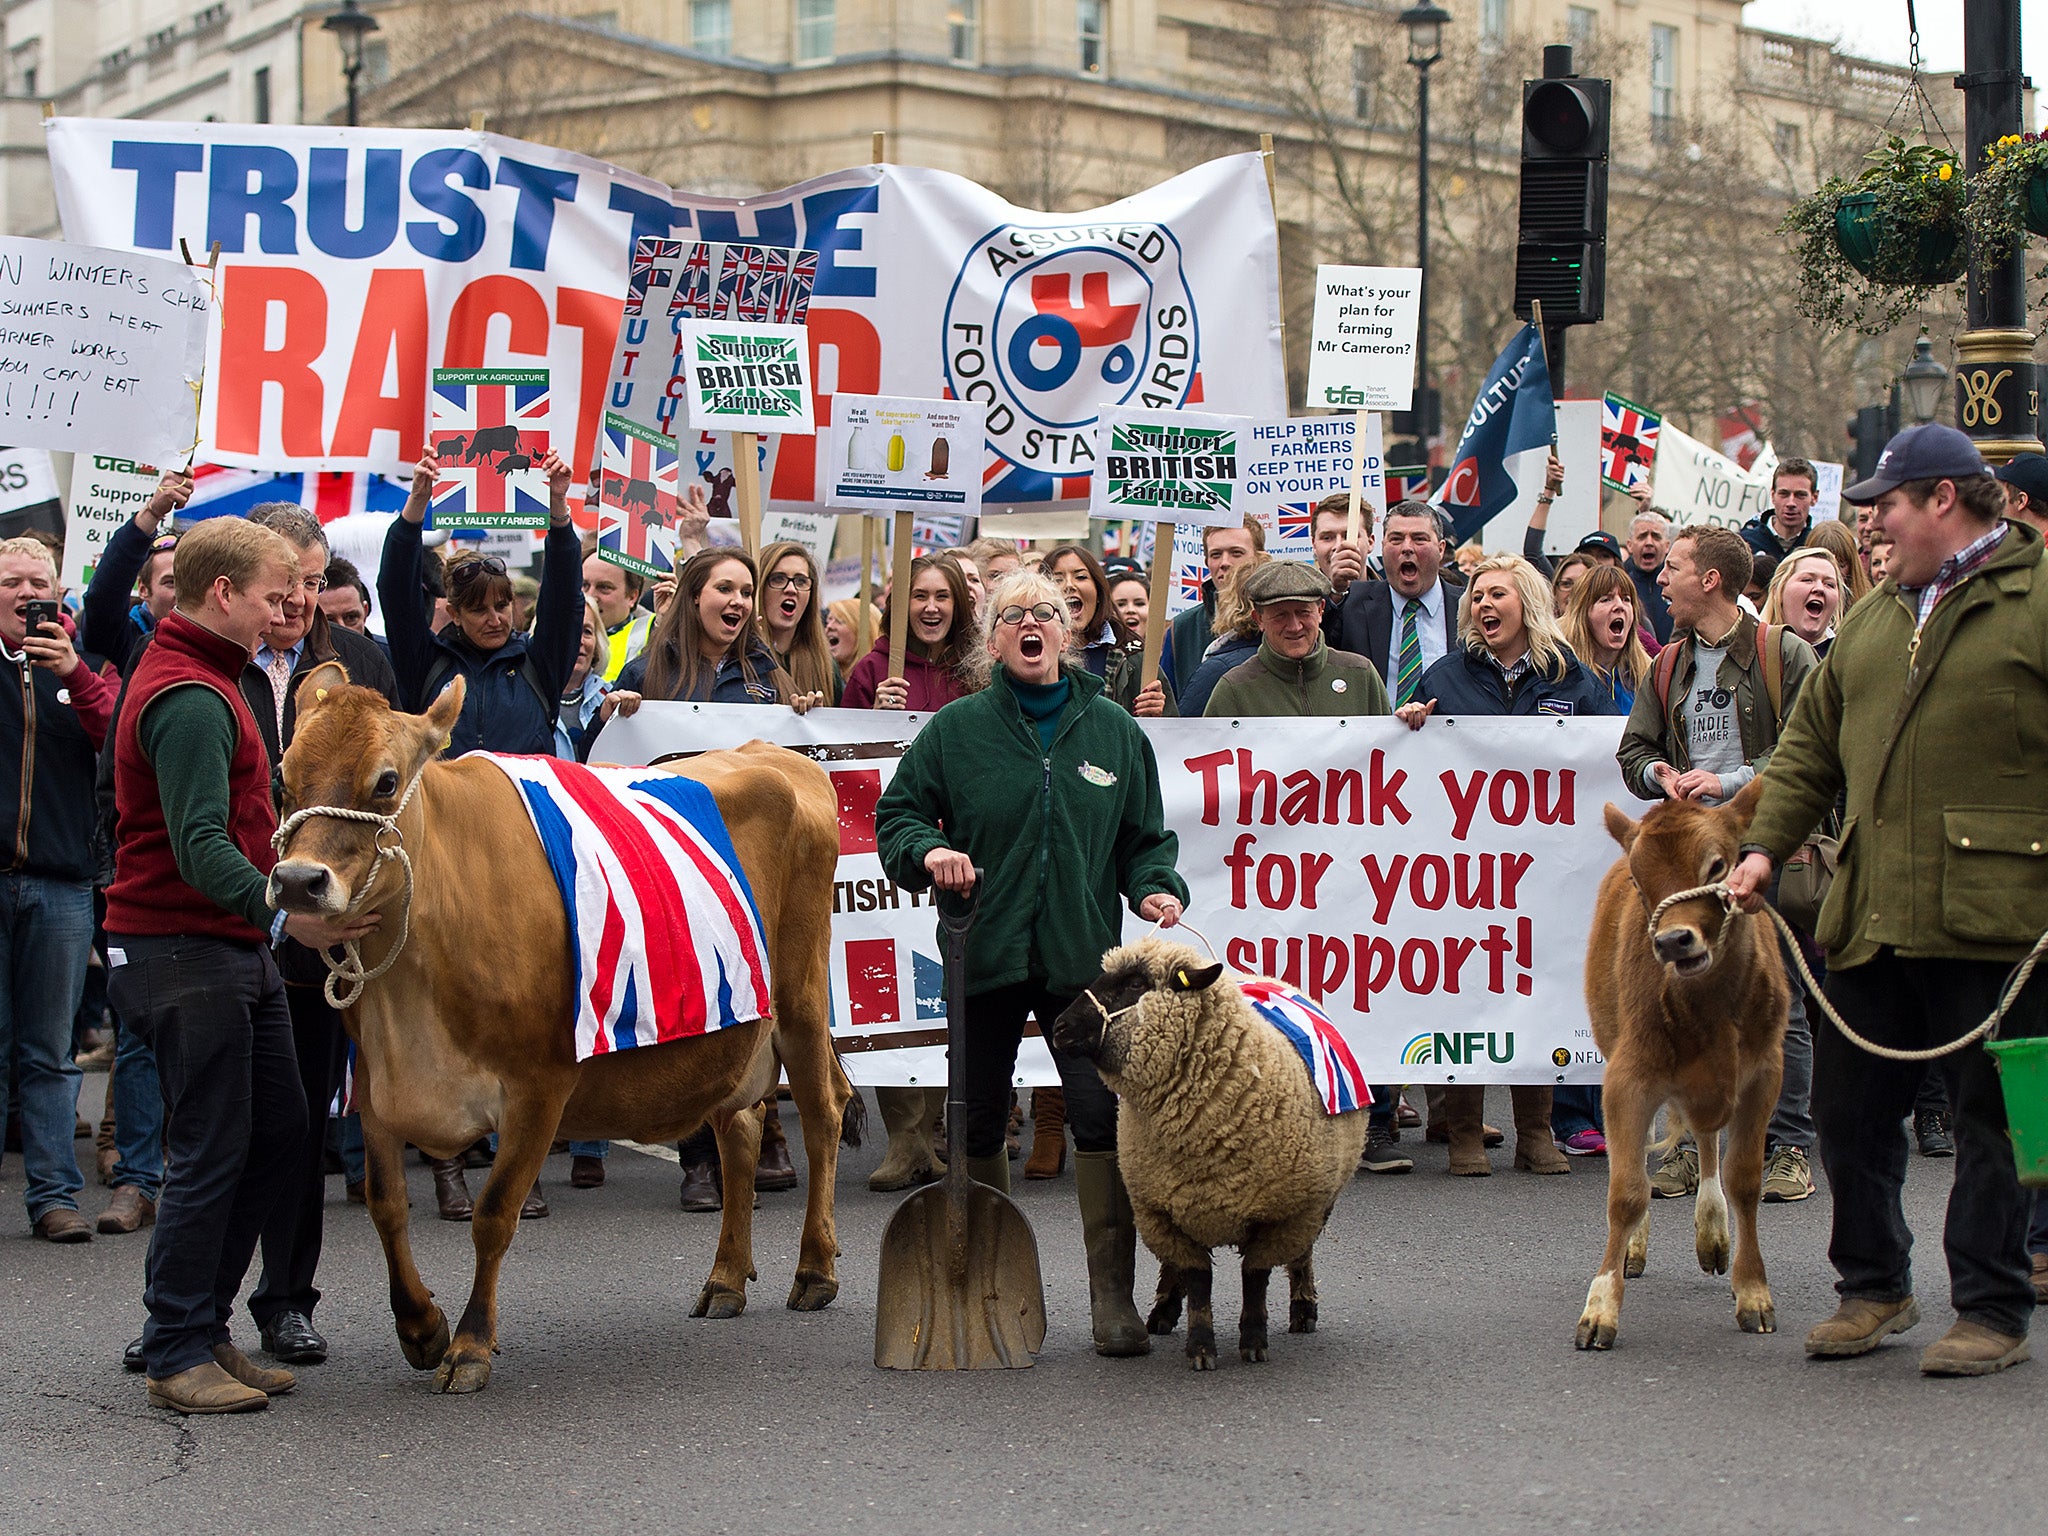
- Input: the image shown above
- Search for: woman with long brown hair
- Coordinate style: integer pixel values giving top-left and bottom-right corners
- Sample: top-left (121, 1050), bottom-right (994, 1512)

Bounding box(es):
top-left (755, 539), bottom-right (840, 703)
top-left (1560, 563), bottom-right (1653, 713)
top-left (841, 553), bottom-right (977, 713)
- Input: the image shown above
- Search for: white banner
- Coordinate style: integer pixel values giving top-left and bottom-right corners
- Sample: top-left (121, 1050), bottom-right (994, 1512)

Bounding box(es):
top-left (592, 705), bottom-right (1629, 1085)
top-left (50, 122), bottom-right (1283, 511)
top-left (0, 236), bottom-right (208, 461)
top-left (1651, 419), bottom-right (1780, 532)
top-left (0, 446), bottom-right (62, 519)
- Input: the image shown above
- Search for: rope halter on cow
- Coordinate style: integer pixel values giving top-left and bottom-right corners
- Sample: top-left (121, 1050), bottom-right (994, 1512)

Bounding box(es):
top-left (1646, 880), bottom-right (2048, 1065)
top-left (1645, 881), bottom-right (1739, 953)
top-left (271, 761), bottom-right (430, 1010)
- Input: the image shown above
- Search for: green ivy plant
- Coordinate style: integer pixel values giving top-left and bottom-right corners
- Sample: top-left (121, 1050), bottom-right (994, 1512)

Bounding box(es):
top-left (1964, 129), bottom-right (2048, 278)
top-left (1780, 136), bottom-right (1965, 334)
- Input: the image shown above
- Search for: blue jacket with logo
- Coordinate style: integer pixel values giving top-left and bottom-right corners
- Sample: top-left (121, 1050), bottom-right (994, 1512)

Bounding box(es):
top-left (1417, 645), bottom-right (1621, 719)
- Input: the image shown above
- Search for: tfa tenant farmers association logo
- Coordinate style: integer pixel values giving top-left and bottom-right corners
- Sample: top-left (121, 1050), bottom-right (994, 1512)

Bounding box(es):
top-left (691, 331), bottom-right (806, 422)
top-left (1103, 422), bottom-right (1237, 515)
top-left (943, 219), bottom-right (1200, 497)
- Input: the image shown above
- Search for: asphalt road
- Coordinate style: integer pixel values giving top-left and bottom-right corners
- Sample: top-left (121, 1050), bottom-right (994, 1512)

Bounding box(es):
top-left (2, 1081), bottom-right (2041, 1536)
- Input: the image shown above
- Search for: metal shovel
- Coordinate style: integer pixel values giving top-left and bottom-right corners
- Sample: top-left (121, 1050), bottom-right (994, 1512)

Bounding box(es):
top-left (874, 872), bottom-right (1047, 1369)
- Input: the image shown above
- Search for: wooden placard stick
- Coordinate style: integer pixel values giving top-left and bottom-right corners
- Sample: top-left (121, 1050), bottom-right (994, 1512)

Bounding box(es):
top-left (732, 430), bottom-right (764, 556)
top-left (885, 509), bottom-right (915, 681)
top-left (857, 517), bottom-right (876, 653)
top-left (1345, 408), bottom-right (1369, 543)
top-left (1140, 526), bottom-right (1174, 688)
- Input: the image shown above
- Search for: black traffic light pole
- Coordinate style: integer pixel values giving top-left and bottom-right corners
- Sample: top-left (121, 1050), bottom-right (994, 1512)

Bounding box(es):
top-left (1954, 1), bottom-right (2043, 461)
top-left (1513, 45), bottom-right (1608, 397)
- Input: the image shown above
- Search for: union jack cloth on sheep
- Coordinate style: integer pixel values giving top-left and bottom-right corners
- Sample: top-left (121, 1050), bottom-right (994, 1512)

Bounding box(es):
top-left (479, 755), bottom-right (771, 1062)
top-left (1237, 979), bottom-right (1371, 1115)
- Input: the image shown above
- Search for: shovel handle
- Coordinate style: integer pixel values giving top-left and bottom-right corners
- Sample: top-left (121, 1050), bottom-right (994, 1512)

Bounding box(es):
top-left (940, 868), bottom-right (983, 1173)
top-left (936, 870), bottom-right (981, 936)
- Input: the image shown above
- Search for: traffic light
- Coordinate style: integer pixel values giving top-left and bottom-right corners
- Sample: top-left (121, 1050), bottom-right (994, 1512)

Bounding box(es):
top-left (1846, 403), bottom-right (1898, 482)
top-left (1513, 48), bottom-right (1610, 328)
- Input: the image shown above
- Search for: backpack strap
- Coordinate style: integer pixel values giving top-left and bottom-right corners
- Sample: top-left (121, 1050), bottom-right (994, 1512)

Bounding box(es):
top-left (1758, 621), bottom-right (1784, 732)
top-left (1652, 636), bottom-right (1686, 718)
top-left (419, 651), bottom-right (553, 730)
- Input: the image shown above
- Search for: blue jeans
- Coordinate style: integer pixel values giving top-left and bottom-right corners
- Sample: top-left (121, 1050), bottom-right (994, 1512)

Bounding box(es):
top-left (1552, 1085), bottom-right (1603, 1139)
top-left (0, 872), bottom-right (92, 1221)
top-left (568, 1140), bottom-right (608, 1159)
top-left (110, 1015), bottom-right (164, 1198)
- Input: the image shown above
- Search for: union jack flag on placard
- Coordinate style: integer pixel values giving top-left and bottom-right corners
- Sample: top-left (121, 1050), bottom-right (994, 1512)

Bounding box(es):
top-left (429, 368), bottom-right (551, 530)
top-left (625, 239), bottom-right (687, 316)
top-left (760, 247), bottom-right (818, 324)
top-left (1385, 465), bottom-right (1432, 505)
top-left (671, 241), bottom-right (718, 319)
top-left (597, 411), bottom-right (684, 578)
top-left (1237, 978), bottom-right (1371, 1115)
top-left (481, 755), bottom-right (771, 1063)
top-left (1601, 393), bottom-right (1663, 492)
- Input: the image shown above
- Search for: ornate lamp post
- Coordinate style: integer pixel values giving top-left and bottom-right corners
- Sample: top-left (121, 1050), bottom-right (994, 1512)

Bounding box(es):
top-left (322, 0), bottom-right (380, 128)
top-left (1900, 332), bottom-right (1950, 426)
top-left (1400, 3), bottom-right (1451, 451)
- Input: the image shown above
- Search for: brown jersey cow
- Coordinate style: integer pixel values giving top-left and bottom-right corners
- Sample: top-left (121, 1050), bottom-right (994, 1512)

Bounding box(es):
top-left (1576, 778), bottom-right (1789, 1352)
top-left (270, 664), bottom-right (852, 1393)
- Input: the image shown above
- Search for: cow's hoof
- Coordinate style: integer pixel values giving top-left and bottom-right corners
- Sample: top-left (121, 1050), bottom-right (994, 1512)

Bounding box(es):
top-left (691, 1283), bottom-right (747, 1320)
top-left (1696, 1235), bottom-right (1731, 1276)
top-left (1186, 1324), bottom-right (1216, 1370)
top-left (433, 1354), bottom-right (491, 1394)
top-left (1575, 1315), bottom-right (1617, 1351)
top-left (399, 1310), bottom-right (450, 1371)
top-left (1189, 1348), bottom-right (1216, 1372)
top-left (1287, 1299), bottom-right (1317, 1335)
top-left (787, 1272), bottom-right (838, 1312)
top-left (1146, 1301), bottom-right (1181, 1336)
top-left (1623, 1252), bottom-right (1647, 1280)
top-left (1736, 1296), bottom-right (1777, 1335)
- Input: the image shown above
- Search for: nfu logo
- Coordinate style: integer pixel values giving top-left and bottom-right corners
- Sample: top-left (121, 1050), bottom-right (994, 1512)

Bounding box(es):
top-left (943, 221), bottom-right (1198, 500)
top-left (1402, 1031), bottom-right (1517, 1067)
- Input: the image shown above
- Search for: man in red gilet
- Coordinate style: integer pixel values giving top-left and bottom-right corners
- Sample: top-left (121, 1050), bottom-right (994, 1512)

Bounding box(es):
top-left (105, 518), bottom-right (377, 1415)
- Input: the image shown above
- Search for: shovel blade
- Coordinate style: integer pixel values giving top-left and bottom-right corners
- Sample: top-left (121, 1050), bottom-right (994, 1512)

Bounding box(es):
top-left (874, 1177), bottom-right (1047, 1370)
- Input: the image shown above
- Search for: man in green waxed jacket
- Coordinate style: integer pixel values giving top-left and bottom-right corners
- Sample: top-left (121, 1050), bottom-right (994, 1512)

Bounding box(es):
top-left (876, 569), bottom-right (1187, 1359)
top-left (1204, 560), bottom-right (1391, 720)
top-left (1728, 424), bottom-right (2048, 1379)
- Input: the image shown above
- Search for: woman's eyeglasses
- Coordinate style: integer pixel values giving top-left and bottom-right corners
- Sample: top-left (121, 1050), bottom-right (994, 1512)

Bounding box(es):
top-left (996, 603), bottom-right (1062, 626)
top-left (764, 572), bottom-right (813, 593)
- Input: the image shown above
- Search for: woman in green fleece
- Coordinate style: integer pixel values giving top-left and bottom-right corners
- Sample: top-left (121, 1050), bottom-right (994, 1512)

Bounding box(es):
top-left (876, 568), bottom-right (1188, 1357)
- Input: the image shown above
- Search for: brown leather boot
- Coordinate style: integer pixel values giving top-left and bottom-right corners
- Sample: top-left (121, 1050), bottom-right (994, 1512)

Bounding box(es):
top-left (1443, 1086), bottom-right (1491, 1176)
top-left (147, 1360), bottom-right (267, 1414)
top-left (212, 1341), bottom-right (295, 1396)
top-left (430, 1157), bottom-right (473, 1221)
top-left (1024, 1087), bottom-right (1067, 1179)
top-left (755, 1097), bottom-right (798, 1192)
top-left (1425, 1083), bottom-right (1502, 1146)
top-left (520, 1182), bottom-right (549, 1219)
top-left (97, 1186), bottom-right (155, 1235)
top-left (1511, 1085), bottom-right (1570, 1174)
top-left (1920, 1319), bottom-right (2031, 1377)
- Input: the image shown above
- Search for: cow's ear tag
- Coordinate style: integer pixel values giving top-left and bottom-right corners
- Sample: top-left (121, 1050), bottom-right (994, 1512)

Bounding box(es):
top-left (315, 688), bottom-right (329, 702)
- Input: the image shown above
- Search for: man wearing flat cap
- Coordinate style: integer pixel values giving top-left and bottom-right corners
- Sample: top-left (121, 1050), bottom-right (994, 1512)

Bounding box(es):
top-left (1202, 560), bottom-right (1410, 1172)
top-left (1728, 423), bottom-right (2048, 1378)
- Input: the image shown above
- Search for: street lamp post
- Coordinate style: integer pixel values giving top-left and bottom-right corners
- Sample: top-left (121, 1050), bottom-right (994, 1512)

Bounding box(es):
top-left (1400, 4), bottom-right (1450, 455)
top-left (322, 0), bottom-right (380, 128)
top-left (1900, 332), bottom-right (1950, 426)
top-left (1953, 1), bottom-right (2041, 460)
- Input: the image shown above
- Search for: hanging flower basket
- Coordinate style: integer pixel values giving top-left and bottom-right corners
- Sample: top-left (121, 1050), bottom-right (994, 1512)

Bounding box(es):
top-left (1964, 131), bottom-right (2048, 277)
top-left (1781, 136), bottom-right (1966, 333)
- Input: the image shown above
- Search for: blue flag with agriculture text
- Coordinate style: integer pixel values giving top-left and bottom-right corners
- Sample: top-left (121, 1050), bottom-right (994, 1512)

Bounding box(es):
top-left (1434, 325), bottom-right (1555, 545)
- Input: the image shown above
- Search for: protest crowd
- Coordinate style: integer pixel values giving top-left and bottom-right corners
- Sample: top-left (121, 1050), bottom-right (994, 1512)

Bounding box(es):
top-left (4, 412), bottom-right (2044, 1412)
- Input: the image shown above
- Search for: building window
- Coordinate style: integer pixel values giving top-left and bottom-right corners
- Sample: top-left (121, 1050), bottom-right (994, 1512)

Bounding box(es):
top-left (1480, 0), bottom-right (1507, 47)
top-left (1351, 44), bottom-right (1379, 122)
top-left (252, 65), bottom-right (270, 124)
top-left (1078, 0), bottom-right (1106, 75)
top-left (1649, 23), bottom-right (1678, 139)
top-left (795, 0), bottom-right (835, 63)
top-left (1774, 120), bottom-right (1801, 164)
top-left (361, 38), bottom-right (389, 87)
top-left (21, 65), bottom-right (35, 97)
top-left (692, 0), bottom-right (732, 54)
top-left (1567, 7), bottom-right (1596, 50)
top-left (948, 0), bottom-right (979, 63)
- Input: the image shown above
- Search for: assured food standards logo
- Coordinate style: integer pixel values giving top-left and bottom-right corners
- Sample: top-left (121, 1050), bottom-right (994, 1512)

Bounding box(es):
top-left (943, 221), bottom-right (1199, 495)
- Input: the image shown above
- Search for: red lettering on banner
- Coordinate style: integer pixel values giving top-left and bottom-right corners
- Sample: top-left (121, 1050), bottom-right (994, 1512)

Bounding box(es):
top-left (556, 286), bottom-right (623, 495)
top-left (842, 936), bottom-right (900, 1026)
top-left (833, 768), bottom-right (882, 855)
top-left (769, 306), bottom-right (881, 502)
top-left (1361, 854), bottom-right (1405, 924)
top-left (216, 265), bottom-right (327, 456)
top-left (1441, 770), bottom-right (1483, 841)
top-left (1186, 749), bottom-right (1231, 826)
top-left (443, 275), bottom-right (550, 365)
top-left (1442, 769), bottom-right (1576, 839)
top-left (1534, 769), bottom-right (1576, 825)
top-left (331, 268), bottom-right (428, 459)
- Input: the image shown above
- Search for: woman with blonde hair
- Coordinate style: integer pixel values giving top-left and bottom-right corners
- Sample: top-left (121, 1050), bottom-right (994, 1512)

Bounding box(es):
top-left (825, 597), bottom-right (879, 670)
top-left (1395, 553), bottom-right (1619, 1177)
top-left (1762, 546), bottom-right (1845, 659)
top-left (755, 539), bottom-right (840, 703)
top-left (1560, 563), bottom-right (1653, 712)
top-left (1803, 519), bottom-right (1872, 608)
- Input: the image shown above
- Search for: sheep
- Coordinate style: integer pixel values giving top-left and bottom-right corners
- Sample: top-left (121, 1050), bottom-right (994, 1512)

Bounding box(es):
top-left (1050, 937), bottom-right (1370, 1369)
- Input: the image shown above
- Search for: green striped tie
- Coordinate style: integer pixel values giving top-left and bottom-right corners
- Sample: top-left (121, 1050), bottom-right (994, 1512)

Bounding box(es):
top-left (1396, 597), bottom-right (1424, 706)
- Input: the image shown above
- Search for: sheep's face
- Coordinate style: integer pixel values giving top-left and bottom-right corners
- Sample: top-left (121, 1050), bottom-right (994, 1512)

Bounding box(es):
top-left (1051, 954), bottom-right (1226, 1074)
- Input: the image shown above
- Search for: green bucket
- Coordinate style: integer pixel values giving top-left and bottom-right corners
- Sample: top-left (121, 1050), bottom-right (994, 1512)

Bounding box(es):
top-left (1984, 1036), bottom-right (2048, 1188)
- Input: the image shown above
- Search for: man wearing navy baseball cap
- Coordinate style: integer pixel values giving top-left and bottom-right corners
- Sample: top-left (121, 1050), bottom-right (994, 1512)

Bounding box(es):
top-left (1729, 421), bottom-right (2047, 1377)
top-left (1994, 452), bottom-right (2048, 537)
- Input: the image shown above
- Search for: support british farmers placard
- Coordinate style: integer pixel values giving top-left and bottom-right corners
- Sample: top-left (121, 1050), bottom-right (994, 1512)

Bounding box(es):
top-left (1090, 406), bottom-right (1248, 523)
top-left (429, 368), bottom-right (551, 529)
top-left (674, 321), bottom-right (815, 436)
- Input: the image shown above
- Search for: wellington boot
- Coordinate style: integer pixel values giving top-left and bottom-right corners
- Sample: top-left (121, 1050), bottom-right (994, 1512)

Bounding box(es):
top-left (1443, 1086), bottom-right (1492, 1176)
top-left (1073, 1150), bottom-right (1151, 1357)
top-left (429, 1157), bottom-right (472, 1221)
top-left (755, 1098), bottom-right (798, 1192)
top-left (1511, 1085), bottom-right (1570, 1174)
top-left (964, 1152), bottom-right (1012, 1194)
top-left (1024, 1088), bottom-right (1068, 1180)
top-left (870, 1087), bottom-right (945, 1191)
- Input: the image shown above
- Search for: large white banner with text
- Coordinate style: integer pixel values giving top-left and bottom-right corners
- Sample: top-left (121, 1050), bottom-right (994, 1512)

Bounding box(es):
top-left (49, 121), bottom-right (1283, 514)
top-left (593, 706), bottom-right (1631, 1086)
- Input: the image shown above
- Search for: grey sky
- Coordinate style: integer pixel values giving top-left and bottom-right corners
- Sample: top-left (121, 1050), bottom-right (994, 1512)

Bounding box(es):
top-left (1743, 1), bottom-right (2042, 79)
